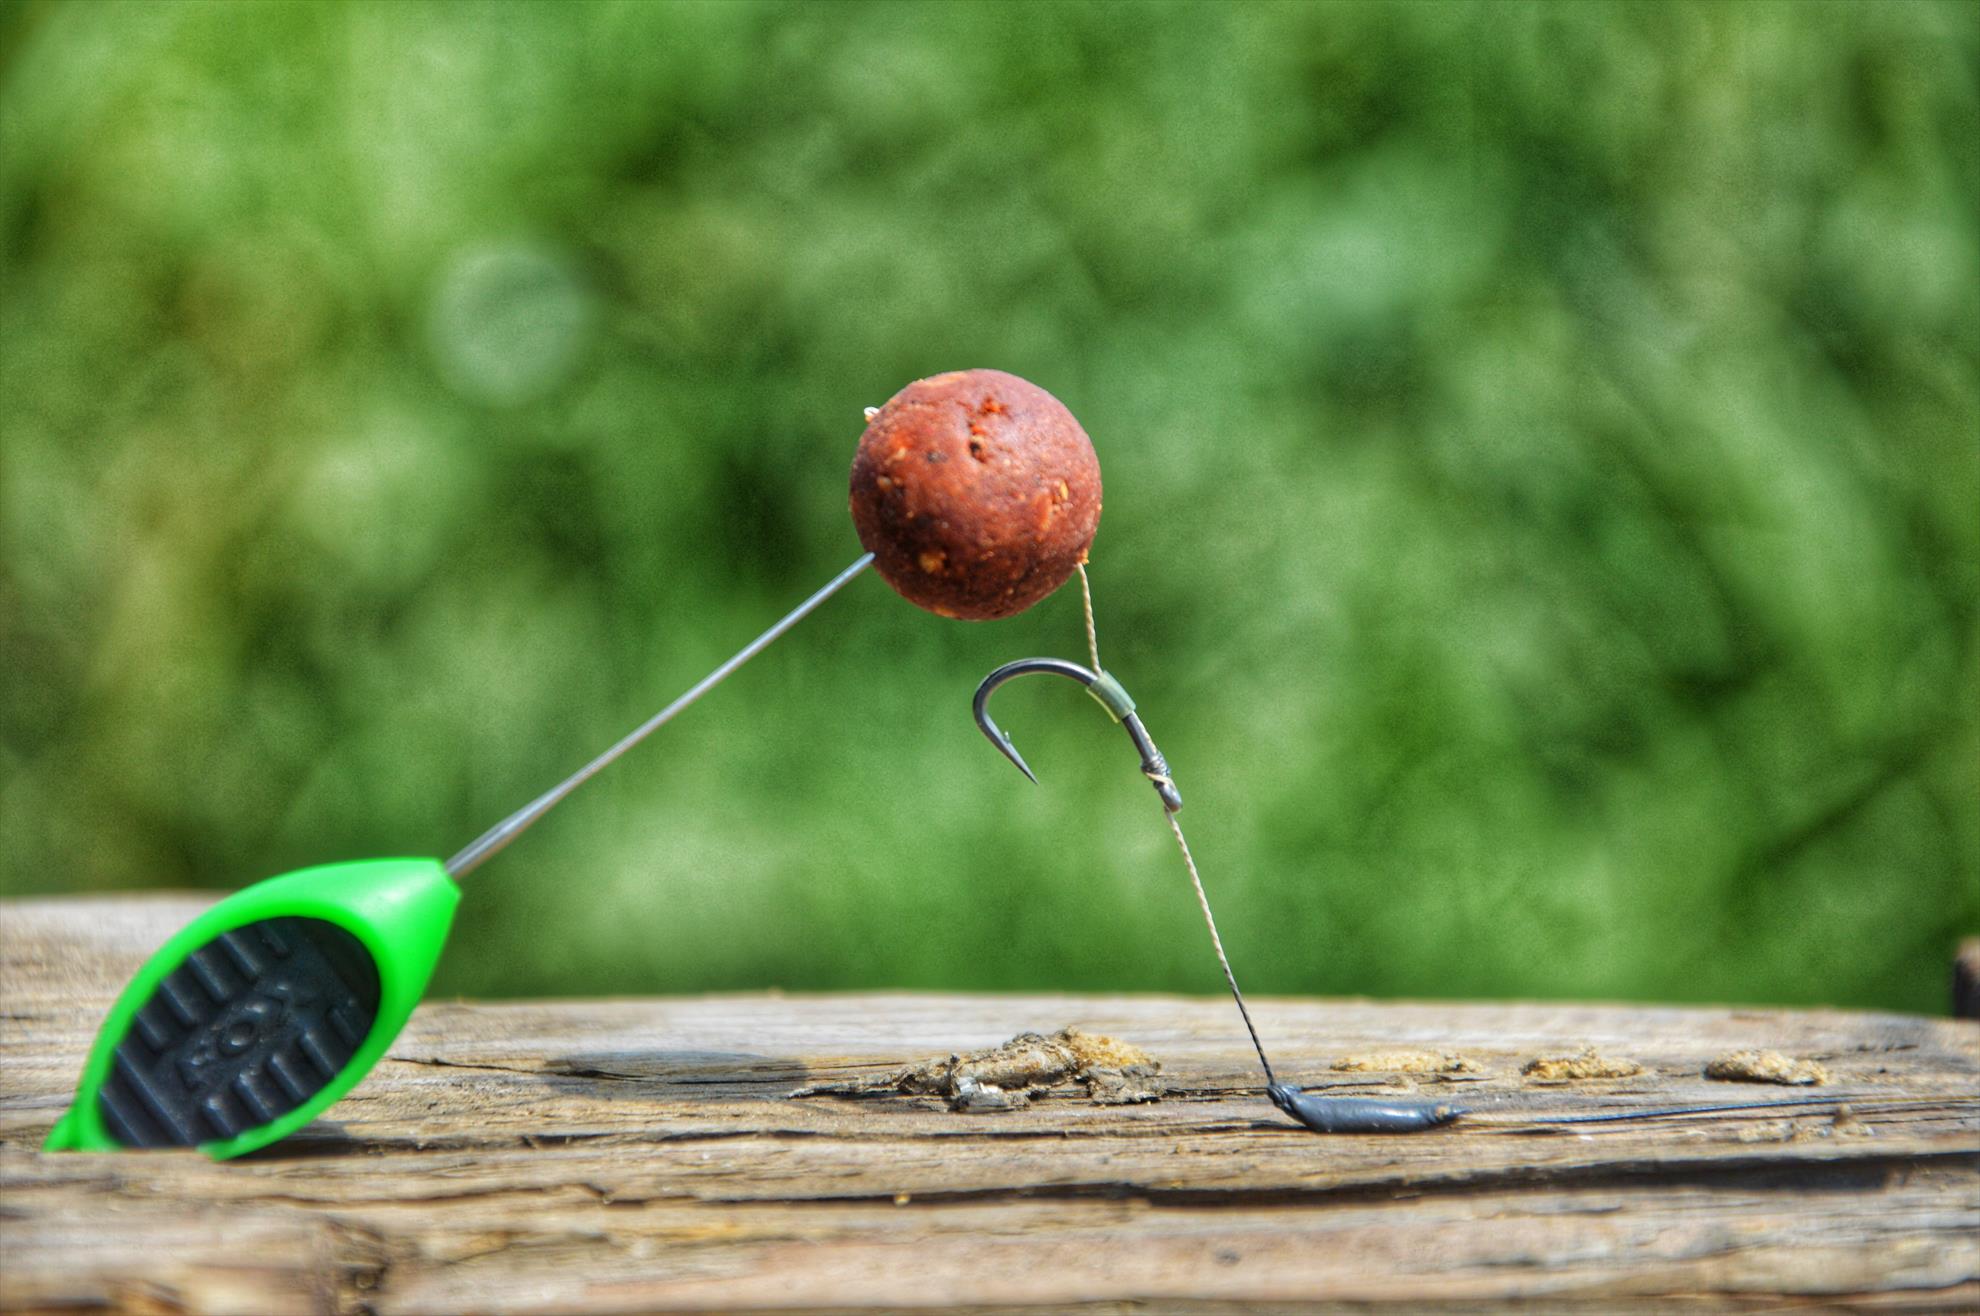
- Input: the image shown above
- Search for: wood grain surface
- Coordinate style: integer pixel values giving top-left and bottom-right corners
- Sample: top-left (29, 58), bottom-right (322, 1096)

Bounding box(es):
top-left (2, 896), bottom-right (1975, 1313)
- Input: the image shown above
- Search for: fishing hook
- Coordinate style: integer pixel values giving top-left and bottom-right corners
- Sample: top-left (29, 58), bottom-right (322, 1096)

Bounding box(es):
top-left (972, 657), bottom-right (1183, 812)
top-left (970, 656), bottom-right (1462, 1135)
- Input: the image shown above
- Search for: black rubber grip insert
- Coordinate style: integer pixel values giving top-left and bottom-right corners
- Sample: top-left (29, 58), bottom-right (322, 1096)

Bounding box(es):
top-left (98, 917), bottom-right (381, 1148)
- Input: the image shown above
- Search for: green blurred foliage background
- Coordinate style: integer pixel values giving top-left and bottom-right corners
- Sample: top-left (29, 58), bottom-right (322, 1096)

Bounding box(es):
top-left (3, 0), bottom-right (1975, 1013)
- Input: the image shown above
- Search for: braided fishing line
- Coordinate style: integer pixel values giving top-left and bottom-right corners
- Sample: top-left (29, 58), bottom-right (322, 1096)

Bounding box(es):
top-left (972, 568), bottom-right (1459, 1133)
top-left (1076, 567), bottom-right (1276, 1087)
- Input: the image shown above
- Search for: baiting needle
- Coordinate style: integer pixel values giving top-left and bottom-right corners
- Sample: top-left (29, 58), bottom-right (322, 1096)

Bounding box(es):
top-left (48, 549), bottom-right (878, 1159)
top-left (445, 552), bottom-right (875, 878)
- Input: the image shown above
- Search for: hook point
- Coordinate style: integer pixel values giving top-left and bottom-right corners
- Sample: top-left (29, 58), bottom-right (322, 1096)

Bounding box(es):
top-left (995, 733), bottom-right (1039, 784)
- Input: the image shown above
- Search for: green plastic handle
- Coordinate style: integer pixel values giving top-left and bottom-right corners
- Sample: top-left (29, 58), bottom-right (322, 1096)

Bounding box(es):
top-left (44, 857), bottom-right (459, 1160)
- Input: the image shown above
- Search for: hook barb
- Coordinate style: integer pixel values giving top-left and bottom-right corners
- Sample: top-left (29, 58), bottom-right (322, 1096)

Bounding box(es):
top-left (991, 728), bottom-right (1040, 785)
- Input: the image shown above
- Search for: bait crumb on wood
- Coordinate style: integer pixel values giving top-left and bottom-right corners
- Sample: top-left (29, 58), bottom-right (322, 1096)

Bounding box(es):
top-left (1521, 1049), bottom-right (1645, 1081)
top-left (1705, 1049), bottom-right (1831, 1086)
top-left (791, 1027), bottom-right (1163, 1111)
top-left (1829, 1104), bottom-right (1872, 1137)
top-left (1332, 1049), bottom-right (1481, 1075)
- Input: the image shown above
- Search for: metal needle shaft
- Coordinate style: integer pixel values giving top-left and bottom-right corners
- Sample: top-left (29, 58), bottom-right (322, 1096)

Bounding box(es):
top-left (445, 552), bottom-right (875, 878)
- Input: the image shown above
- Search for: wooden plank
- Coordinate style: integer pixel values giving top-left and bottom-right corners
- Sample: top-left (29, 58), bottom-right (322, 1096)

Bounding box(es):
top-left (1, 895), bottom-right (1975, 1314)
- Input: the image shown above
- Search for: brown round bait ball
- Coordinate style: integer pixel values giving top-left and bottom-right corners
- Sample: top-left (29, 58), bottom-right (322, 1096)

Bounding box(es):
top-left (849, 369), bottom-right (1102, 621)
